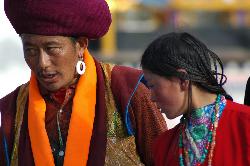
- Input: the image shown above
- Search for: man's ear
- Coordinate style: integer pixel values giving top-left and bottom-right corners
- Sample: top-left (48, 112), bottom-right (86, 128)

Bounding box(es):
top-left (76, 37), bottom-right (88, 52)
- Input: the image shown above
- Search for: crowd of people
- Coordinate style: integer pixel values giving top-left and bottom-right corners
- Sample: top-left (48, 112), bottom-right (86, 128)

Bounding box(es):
top-left (0, 0), bottom-right (249, 166)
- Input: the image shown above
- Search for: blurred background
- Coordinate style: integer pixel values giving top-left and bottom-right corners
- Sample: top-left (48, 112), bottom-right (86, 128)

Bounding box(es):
top-left (1, 0), bottom-right (250, 128)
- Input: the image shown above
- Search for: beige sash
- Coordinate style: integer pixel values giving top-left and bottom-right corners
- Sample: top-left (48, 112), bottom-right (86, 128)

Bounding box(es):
top-left (11, 83), bottom-right (29, 166)
top-left (100, 63), bottom-right (144, 166)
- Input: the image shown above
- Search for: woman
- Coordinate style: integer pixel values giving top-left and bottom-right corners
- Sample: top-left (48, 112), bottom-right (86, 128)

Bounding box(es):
top-left (141, 32), bottom-right (250, 166)
top-left (0, 0), bottom-right (167, 166)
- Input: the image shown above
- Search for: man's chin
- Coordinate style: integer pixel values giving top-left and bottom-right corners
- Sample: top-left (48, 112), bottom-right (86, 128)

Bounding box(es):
top-left (41, 83), bottom-right (62, 92)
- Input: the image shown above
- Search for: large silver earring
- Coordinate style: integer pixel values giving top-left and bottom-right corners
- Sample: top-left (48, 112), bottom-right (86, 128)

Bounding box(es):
top-left (76, 52), bottom-right (86, 75)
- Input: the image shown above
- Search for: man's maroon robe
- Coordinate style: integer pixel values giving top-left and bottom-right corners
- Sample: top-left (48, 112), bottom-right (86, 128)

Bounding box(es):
top-left (0, 60), bottom-right (167, 166)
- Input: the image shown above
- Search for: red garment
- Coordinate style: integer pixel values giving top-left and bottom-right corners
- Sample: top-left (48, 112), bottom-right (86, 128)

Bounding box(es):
top-left (153, 100), bottom-right (250, 166)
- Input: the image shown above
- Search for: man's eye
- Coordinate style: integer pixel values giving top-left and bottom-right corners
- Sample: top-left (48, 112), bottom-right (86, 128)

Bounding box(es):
top-left (47, 47), bottom-right (59, 51)
top-left (25, 48), bottom-right (35, 52)
top-left (24, 48), bottom-right (37, 56)
top-left (46, 47), bottom-right (61, 54)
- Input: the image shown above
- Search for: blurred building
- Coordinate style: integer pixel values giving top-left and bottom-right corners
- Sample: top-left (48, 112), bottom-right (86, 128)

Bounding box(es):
top-left (90, 0), bottom-right (250, 65)
top-left (89, 0), bottom-right (250, 104)
top-left (0, 0), bottom-right (249, 103)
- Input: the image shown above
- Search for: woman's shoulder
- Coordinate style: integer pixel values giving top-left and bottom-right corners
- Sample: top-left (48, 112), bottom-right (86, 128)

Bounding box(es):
top-left (215, 99), bottom-right (250, 165)
top-left (225, 99), bottom-right (250, 115)
top-left (219, 99), bottom-right (250, 131)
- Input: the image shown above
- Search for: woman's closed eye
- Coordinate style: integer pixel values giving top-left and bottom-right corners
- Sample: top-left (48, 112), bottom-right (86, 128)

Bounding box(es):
top-left (146, 84), bottom-right (154, 89)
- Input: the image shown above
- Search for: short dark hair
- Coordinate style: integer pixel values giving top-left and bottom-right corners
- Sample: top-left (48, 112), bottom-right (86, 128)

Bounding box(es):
top-left (141, 32), bottom-right (232, 100)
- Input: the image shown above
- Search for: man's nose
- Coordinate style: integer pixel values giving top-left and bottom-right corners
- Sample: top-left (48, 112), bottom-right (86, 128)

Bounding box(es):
top-left (38, 50), bottom-right (50, 70)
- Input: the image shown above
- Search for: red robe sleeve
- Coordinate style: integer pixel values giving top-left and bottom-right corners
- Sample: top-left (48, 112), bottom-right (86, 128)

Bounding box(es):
top-left (129, 83), bottom-right (167, 165)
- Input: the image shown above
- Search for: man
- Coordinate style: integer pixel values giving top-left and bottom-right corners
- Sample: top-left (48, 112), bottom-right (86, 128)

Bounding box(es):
top-left (0, 0), bottom-right (167, 165)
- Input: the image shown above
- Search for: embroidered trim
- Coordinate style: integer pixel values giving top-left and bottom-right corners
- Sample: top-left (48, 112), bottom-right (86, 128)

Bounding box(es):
top-left (125, 74), bottom-right (144, 136)
top-left (100, 63), bottom-right (144, 166)
top-left (179, 94), bottom-right (227, 166)
top-left (11, 83), bottom-right (29, 166)
top-left (3, 132), bottom-right (10, 166)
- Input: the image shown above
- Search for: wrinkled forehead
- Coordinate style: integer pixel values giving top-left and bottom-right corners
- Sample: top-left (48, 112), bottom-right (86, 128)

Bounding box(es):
top-left (21, 34), bottom-right (71, 45)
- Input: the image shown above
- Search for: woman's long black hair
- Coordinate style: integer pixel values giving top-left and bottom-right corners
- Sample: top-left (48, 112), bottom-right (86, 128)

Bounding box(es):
top-left (141, 32), bottom-right (232, 116)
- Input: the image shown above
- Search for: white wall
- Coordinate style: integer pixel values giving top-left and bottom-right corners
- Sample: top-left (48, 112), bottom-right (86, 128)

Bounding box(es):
top-left (0, 0), bottom-right (30, 99)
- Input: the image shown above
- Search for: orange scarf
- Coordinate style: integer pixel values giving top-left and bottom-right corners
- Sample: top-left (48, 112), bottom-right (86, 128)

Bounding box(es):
top-left (28, 49), bottom-right (97, 166)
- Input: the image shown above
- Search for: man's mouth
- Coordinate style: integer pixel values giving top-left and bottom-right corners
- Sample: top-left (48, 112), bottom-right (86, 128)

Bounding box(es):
top-left (39, 72), bottom-right (58, 83)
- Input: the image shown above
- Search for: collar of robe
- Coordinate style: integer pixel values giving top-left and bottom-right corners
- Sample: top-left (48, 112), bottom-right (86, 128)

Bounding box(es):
top-left (28, 49), bottom-right (97, 166)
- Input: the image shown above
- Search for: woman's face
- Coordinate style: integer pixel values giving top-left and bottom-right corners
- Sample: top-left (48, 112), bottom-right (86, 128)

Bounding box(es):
top-left (143, 69), bottom-right (188, 119)
top-left (21, 34), bottom-right (85, 92)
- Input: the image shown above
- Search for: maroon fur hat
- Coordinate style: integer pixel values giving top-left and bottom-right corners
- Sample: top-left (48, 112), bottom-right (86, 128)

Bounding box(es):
top-left (4, 0), bottom-right (112, 39)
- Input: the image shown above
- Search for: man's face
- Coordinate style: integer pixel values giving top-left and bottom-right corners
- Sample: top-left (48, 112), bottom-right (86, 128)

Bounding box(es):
top-left (21, 34), bottom-right (80, 92)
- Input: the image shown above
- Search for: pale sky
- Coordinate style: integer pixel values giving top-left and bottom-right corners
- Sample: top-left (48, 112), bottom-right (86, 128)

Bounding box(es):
top-left (0, 0), bottom-right (30, 99)
top-left (0, 0), bottom-right (19, 40)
